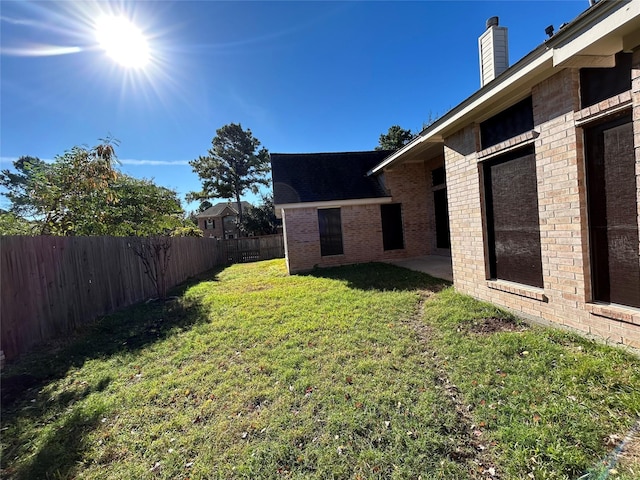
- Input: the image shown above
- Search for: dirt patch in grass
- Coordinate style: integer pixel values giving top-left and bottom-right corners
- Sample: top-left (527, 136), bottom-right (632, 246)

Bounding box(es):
top-left (407, 294), bottom-right (501, 479)
top-left (465, 317), bottom-right (528, 335)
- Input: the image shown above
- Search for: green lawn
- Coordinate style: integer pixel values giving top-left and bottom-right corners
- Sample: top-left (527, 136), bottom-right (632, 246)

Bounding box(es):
top-left (1, 259), bottom-right (639, 479)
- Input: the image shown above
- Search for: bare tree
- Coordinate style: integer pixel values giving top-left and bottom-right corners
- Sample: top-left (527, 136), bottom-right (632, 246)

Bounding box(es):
top-left (130, 236), bottom-right (172, 300)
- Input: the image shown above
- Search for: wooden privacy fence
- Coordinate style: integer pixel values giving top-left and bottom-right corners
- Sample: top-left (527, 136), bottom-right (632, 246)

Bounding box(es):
top-left (1, 234), bottom-right (284, 360)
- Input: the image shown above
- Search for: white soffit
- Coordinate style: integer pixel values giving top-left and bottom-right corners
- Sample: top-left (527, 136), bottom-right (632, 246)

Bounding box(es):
top-left (553, 0), bottom-right (640, 67)
top-left (275, 197), bottom-right (393, 217)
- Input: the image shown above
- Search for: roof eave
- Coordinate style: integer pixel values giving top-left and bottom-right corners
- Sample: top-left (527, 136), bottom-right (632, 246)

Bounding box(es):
top-left (274, 196), bottom-right (393, 218)
top-left (370, 0), bottom-right (640, 175)
top-left (369, 43), bottom-right (552, 175)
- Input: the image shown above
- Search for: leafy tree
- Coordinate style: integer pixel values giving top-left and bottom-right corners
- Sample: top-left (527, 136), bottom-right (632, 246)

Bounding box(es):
top-left (241, 195), bottom-right (278, 236)
top-left (197, 201), bottom-right (213, 213)
top-left (189, 123), bottom-right (270, 231)
top-left (171, 225), bottom-right (203, 237)
top-left (103, 175), bottom-right (183, 236)
top-left (28, 141), bottom-right (120, 235)
top-left (0, 211), bottom-right (35, 235)
top-left (0, 156), bottom-right (49, 218)
top-left (375, 125), bottom-right (413, 151)
top-left (0, 141), bottom-right (185, 236)
top-left (187, 211), bottom-right (199, 226)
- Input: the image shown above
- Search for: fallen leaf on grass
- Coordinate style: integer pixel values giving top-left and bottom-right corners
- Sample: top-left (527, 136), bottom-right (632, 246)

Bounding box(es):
top-left (605, 434), bottom-right (622, 446)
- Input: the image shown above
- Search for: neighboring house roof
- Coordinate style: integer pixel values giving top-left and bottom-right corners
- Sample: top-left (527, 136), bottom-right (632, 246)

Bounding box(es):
top-left (370, 0), bottom-right (640, 174)
top-left (271, 150), bottom-right (393, 205)
top-left (197, 201), bottom-right (253, 218)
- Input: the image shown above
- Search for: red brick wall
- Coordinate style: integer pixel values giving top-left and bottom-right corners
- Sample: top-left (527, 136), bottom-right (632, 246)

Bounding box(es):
top-left (385, 160), bottom-right (436, 257)
top-left (445, 124), bottom-right (486, 289)
top-left (282, 158), bottom-right (439, 273)
top-left (198, 217), bottom-right (224, 238)
top-left (445, 66), bottom-right (640, 348)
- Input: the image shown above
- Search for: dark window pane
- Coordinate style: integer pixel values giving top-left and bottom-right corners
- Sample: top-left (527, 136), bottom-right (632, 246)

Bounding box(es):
top-left (432, 167), bottom-right (446, 187)
top-left (480, 97), bottom-right (534, 149)
top-left (434, 189), bottom-right (451, 249)
top-left (580, 52), bottom-right (632, 109)
top-left (381, 203), bottom-right (404, 250)
top-left (586, 115), bottom-right (640, 307)
top-left (484, 146), bottom-right (543, 287)
top-left (318, 208), bottom-right (343, 256)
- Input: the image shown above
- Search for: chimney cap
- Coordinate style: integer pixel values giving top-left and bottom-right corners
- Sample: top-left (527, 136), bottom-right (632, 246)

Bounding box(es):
top-left (486, 16), bottom-right (499, 29)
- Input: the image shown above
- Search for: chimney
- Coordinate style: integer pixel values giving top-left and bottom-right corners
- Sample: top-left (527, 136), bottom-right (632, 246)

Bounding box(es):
top-left (478, 16), bottom-right (509, 87)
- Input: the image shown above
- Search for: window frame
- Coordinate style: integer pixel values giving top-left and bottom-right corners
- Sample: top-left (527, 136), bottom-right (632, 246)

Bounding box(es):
top-left (318, 208), bottom-right (344, 257)
top-left (480, 97), bottom-right (534, 150)
top-left (481, 145), bottom-right (544, 288)
top-left (381, 203), bottom-right (405, 251)
top-left (584, 112), bottom-right (639, 308)
top-left (580, 51), bottom-right (632, 109)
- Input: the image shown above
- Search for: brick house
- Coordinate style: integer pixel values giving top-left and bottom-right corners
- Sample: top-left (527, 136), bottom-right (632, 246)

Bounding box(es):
top-left (196, 201), bottom-right (252, 239)
top-left (272, 0), bottom-right (640, 347)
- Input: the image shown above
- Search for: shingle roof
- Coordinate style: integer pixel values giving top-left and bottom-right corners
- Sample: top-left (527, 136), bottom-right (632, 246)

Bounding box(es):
top-left (197, 201), bottom-right (253, 218)
top-left (270, 150), bottom-right (393, 205)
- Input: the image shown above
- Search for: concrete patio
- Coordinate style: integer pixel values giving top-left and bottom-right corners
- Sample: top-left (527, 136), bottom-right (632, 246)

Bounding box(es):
top-left (386, 255), bottom-right (453, 282)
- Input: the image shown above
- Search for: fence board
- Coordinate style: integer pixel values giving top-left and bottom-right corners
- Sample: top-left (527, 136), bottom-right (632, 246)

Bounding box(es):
top-left (1, 234), bottom-right (284, 360)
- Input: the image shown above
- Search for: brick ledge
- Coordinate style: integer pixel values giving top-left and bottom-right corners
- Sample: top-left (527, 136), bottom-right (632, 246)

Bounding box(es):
top-left (477, 130), bottom-right (539, 161)
top-left (486, 280), bottom-right (548, 302)
top-left (586, 303), bottom-right (640, 326)
top-left (574, 90), bottom-right (631, 126)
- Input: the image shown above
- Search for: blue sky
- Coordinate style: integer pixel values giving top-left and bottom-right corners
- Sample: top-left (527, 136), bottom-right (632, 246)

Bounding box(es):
top-left (1, 0), bottom-right (587, 211)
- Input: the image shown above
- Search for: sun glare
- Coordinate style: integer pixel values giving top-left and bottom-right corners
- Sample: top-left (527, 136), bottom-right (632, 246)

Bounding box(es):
top-left (95, 15), bottom-right (149, 68)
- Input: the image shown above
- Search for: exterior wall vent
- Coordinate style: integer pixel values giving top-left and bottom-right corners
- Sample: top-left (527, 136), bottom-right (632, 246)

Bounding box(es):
top-left (479, 17), bottom-right (509, 87)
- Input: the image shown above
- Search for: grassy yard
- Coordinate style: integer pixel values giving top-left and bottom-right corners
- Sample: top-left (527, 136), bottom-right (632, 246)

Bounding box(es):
top-left (1, 259), bottom-right (639, 479)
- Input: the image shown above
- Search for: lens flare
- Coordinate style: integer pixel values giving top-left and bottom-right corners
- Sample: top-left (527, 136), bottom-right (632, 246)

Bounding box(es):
top-left (95, 15), bottom-right (149, 68)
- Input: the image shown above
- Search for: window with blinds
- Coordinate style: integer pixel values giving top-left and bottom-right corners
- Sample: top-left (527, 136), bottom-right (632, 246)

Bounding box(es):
top-left (483, 145), bottom-right (543, 287)
top-left (318, 208), bottom-right (343, 256)
top-left (585, 114), bottom-right (640, 307)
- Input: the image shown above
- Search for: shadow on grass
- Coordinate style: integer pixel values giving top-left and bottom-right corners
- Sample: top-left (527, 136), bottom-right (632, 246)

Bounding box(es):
top-left (3, 377), bottom-right (111, 480)
top-left (1, 266), bottom-right (223, 406)
top-left (306, 262), bottom-right (450, 293)
top-left (1, 267), bottom-right (225, 479)
top-left (18, 410), bottom-right (102, 480)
